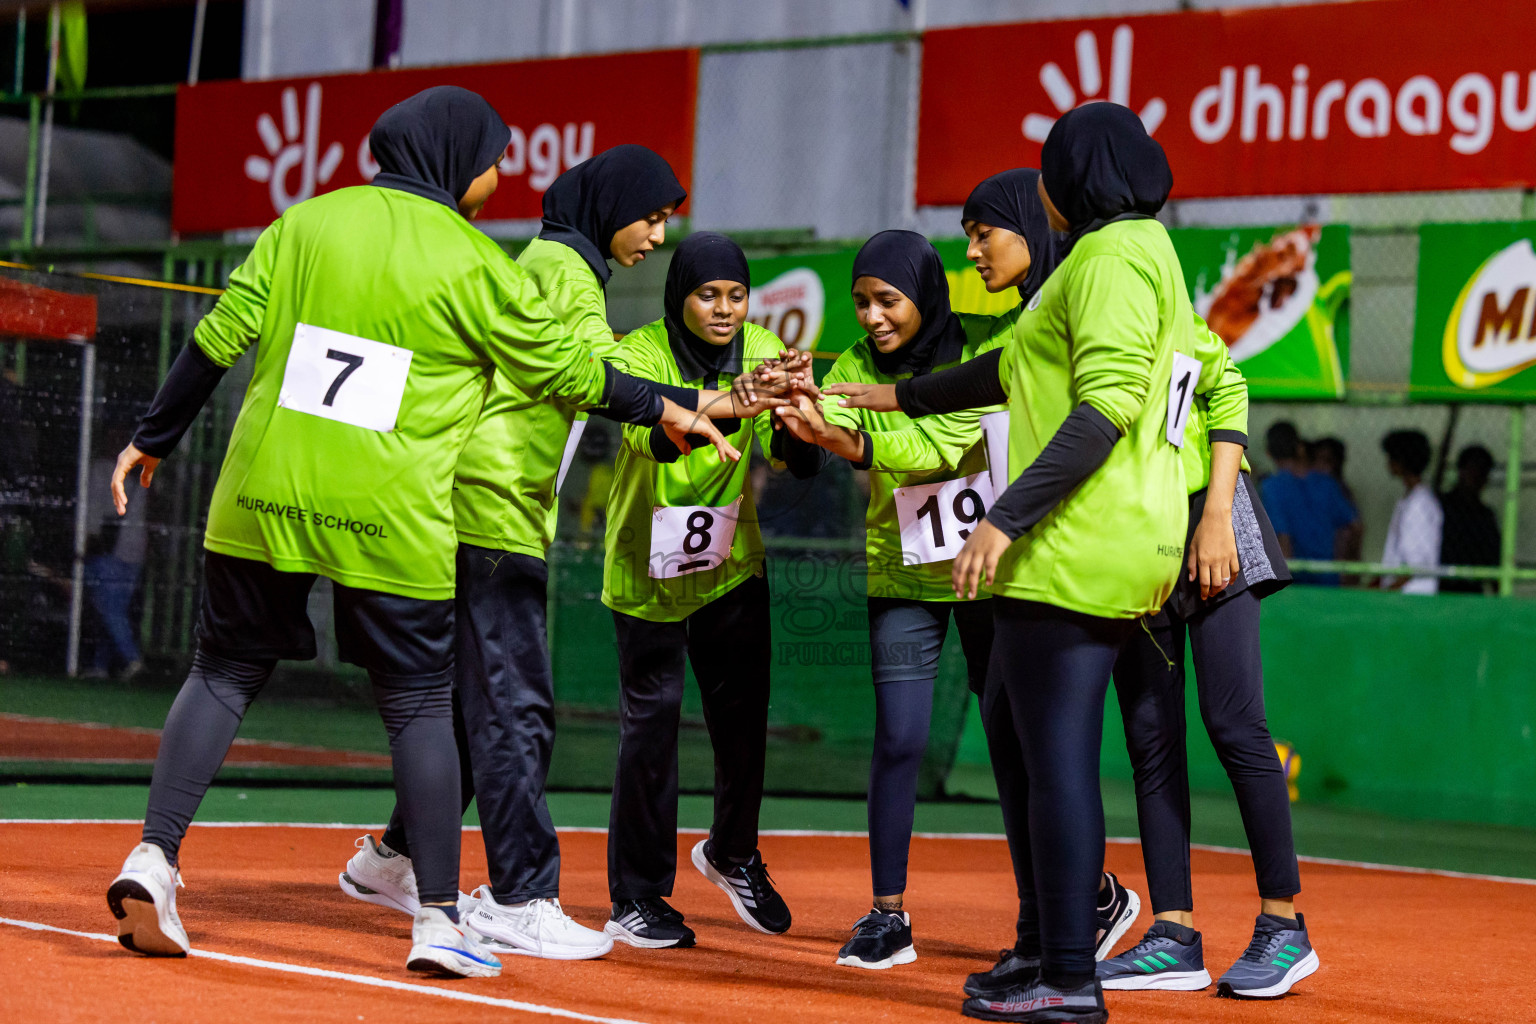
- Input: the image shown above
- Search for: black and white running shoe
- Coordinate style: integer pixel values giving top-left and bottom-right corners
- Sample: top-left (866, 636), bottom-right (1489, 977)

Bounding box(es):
top-left (962, 977), bottom-right (1108, 1023)
top-left (603, 898), bottom-right (696, 949)
top-left (691, 839), bottom-right (791, 935)
top-left (964, 949), bottom-right (1042, 999)
top-left (835, 909), bottom-right (915, 969)
top-left (1095, 871), bottom-right (1141, 960)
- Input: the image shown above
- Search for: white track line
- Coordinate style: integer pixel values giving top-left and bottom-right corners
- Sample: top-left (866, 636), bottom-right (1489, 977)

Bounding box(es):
top-left (5, 820), bottom-right (1532, 886)
top-left (0, 916), bottom-right (654, 1024)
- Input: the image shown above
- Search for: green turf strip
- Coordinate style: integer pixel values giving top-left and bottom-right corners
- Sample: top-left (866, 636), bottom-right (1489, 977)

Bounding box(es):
top-left (4, 781), bottom-right (1533, 881)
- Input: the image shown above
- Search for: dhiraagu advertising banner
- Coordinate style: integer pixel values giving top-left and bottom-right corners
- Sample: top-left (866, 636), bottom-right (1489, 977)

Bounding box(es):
top-left (749, 224), bottom-right (1350, 398)
top-left (1411, 221), bottom-right (1536, 402)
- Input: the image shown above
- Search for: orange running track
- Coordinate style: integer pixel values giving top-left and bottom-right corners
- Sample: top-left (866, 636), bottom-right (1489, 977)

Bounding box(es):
top-left (1, 822), bottom-right (1529, 1023)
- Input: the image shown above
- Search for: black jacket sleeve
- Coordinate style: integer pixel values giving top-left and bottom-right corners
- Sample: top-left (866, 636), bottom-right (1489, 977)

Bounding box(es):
top-left (894, 348), bottom-right (1005, 418)
top-left (131, 342), bottom-right (228, 458)
top-left (589, 363), bottom-right (666, 425)
top-left (984, 403), bottom-right (1120, 541)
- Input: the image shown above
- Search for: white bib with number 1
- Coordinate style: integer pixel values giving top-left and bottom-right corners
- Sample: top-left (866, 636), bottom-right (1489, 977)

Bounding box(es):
top-left (648, 498), bottom-right (741, 579)
top-left (278, 323), bottom-right (413, 432)
top-left (893, 472), bottom-right (995, 566)
top-left (1165, 351), bottom-right (1202, 449)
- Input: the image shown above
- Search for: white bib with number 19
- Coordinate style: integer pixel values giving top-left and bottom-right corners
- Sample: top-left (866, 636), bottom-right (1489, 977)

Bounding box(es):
top-left (278, 322), bottom-right (413, 433)
top-left (648, 498), bottom-right (741, 579)
top-left (1165, 351), bottom-right (1202, 449)
top-left (893, 471), bottom-right (996, 566)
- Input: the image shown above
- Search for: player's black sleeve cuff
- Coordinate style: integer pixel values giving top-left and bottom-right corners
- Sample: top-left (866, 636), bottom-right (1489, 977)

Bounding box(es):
top-left (850, 430), bottom-right (875, 471)
top-left (773, 424), bottom-right (830, 479)
top-left (1209, 429), bottom-right (1248, 448)
top-left (591, 364), bottom-right (666, 425)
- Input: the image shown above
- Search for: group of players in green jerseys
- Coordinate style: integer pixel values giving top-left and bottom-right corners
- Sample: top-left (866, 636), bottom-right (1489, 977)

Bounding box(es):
top-left (104, 85), bottom-right (1317, 1023)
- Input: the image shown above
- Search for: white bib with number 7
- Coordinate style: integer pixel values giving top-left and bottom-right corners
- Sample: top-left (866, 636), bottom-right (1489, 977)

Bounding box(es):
top-left (648, 498), bottom-right (741, 579)
top-left (1165, 351), bottom-right (1202, 449)
top-left (278, 323), bottom-right (413, 433)
top-left (893, 472), bottom-right (996, 566)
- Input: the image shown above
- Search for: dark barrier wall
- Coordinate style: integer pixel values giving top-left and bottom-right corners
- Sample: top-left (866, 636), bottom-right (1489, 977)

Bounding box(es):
top-left (953, 586), bottom-right (1536, 829)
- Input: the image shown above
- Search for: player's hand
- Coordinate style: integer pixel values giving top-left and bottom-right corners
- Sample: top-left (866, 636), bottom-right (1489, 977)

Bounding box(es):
top-left (1188, 506), bottom-right (1241, 600)
top-left (111, 443), bottom-right (161, 516)
top-left (823, 381), bottom-right (899, 413)
top-left (659, 397), bottom-right (741, 462)
top-left (772, 391), bottom-right (827, 446)
top-left (952, 517), bottom-right (1011, 600)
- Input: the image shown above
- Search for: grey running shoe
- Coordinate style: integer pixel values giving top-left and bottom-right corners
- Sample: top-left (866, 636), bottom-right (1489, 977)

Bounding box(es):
top-left (964, 949), bottom-right (1042, 999)
top-left (1094, 871), bottom-right (1141, 960)
top-left (1096, 921), bottom-right (1212, 990)
top-left (962, 977), bottom-right (1108, 1023)
top-left (1217, 912), bottom-right (1319, 998)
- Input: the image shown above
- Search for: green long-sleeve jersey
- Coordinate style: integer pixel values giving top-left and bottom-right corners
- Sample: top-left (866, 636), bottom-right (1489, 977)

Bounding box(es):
top-left (602, 320), bottom-right (784, 622)
top-left (991, 218), bottom-right (1243, 618)
top-left (197, 186), bottom-right (612, 601)
top-left (453, 237), bottom-right (619, 557)
top-left (822, 309), bottom-right (1018, 602)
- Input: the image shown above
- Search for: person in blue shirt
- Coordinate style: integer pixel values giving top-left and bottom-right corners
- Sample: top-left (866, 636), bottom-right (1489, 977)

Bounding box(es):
top-left (1260, 422), bottom-right (1358, 585)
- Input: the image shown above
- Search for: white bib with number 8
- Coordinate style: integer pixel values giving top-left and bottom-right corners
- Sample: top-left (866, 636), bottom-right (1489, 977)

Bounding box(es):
top-left (893, 472), bottom-right (996, 566)
top-left (1165, 351), bottom-right (1201, 449)
top-left (648, 498), bottom-right (741, 579)
top-left (278, 322), bottom-right (413, 433)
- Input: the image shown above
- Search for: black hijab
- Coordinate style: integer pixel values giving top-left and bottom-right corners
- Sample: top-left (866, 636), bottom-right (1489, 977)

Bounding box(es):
top-left (540, 144), bottom-right (688, 287)
top-left (962, 168), bottom-right (1064, 303)
top-left (664, 232), bottom-right (751, 383)
top-left (852, 229), bottom-right (965, 377)
top-left (1040, 102), bottom-right (1172, 242)
top-left (369, 86), bottom-right (510, 211)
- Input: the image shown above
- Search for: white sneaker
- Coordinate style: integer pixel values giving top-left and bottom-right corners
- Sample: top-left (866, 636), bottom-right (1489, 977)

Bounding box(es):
top-left (338, 834), bottom-right (475, 917)
top-left (465, 888), bottom-right (614, 960)
top-left (406, 906), bottom-right (502, 978)
top-left (339, 834), bottom-right (420, 915)
top-left (107, 843), bottom-right (189, 957)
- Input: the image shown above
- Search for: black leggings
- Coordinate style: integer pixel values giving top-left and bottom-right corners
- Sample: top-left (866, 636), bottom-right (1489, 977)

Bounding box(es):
top-left (141, 647), bottom-right (464, 905)
top-left (381, 546), bottom-right (562, 904)
top-left (990, 597), bottom-right (1134, 988)
top-left (865, 597), bottom-right (994, 897)
top-left (1112, 589), bottom-right (1301, 912)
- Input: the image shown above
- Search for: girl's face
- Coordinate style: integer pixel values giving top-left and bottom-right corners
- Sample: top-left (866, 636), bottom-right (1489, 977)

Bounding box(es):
top-left (964, 221), bottom-right (1032, 293)
top-left (1038, 176), bottom-right (1070, 232)
top-left (457, 164), bottom-right (499, 220)
top-left (610, 204), bottom-right (677, 267)
top-left (681, 278), bottom-right (749, 346)
top-left (852, 276), bottom-right (921, 353)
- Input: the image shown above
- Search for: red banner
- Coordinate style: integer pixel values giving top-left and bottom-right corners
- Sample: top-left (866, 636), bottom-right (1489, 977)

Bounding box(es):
top-left (917, 0), bottom-right (1536, 204)
top-left (173, 49), bottom-right (698, 234)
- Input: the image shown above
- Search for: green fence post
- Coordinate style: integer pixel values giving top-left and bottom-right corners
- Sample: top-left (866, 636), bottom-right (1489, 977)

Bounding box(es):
top-left (1500, 405), bottom-right (1524, 597)
top-left (21, 93), bottom-right (38, 245)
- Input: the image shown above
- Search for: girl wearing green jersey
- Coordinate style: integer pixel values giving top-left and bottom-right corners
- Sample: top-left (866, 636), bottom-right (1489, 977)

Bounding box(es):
top-left (831, 104), bottom-right (1242, 1024)
top-left (104, 87), bottom-right (728, 980)
top-left (772, 229), bottom-right (1025, 972)
top-left (601, 233), bottom-right (794, 949)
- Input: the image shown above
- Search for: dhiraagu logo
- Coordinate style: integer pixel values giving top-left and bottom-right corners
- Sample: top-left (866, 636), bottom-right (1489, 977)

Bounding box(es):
top-left (1442, 239), bottom-right (1536, 389)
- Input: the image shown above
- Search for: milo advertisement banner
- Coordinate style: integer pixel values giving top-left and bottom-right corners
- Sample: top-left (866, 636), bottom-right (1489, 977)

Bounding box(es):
top-left (1411, 221), bottom-right (1536, 402)
top-left (748, 225), bottom-right (1351, 398)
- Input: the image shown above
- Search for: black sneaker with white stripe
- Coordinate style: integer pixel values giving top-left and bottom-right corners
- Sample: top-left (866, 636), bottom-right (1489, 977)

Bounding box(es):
top-left (603, 898), bottom-right (696, 949)
top-left (964, 949), bottom-right (1042, 999)
top-left (835, 908), bottom-right (915, 969)
top-left (1095, 871), bottom-right (1141, 960)
top-left (691, 839), bottom-right (791, 935)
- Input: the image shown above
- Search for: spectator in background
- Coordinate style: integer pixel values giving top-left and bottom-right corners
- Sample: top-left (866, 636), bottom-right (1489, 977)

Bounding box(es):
top-left (1308, 435), bottom-right (1363, 574)
top-left (576, 422), bottom-right (616, 538)
top-left (1380, 429), bottom-right (1442, 594)
top-left (1261, 421), bottom-right (1360, 585)
top-left (1439, 444), bottom-right (1501, 595)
